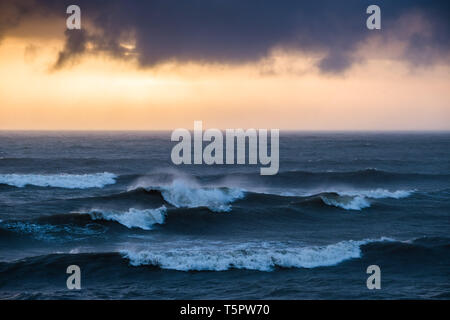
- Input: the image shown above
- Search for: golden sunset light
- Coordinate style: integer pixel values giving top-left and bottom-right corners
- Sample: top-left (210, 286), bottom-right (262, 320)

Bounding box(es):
top-left (0, 8), bottom-right (448, 130)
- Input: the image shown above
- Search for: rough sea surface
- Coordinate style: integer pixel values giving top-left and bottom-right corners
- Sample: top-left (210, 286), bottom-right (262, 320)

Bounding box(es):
top-left (0, 132), bottom-right (449, 299)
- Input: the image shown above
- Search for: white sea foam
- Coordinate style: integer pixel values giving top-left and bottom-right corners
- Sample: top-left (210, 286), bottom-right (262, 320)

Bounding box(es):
top-left (121, 238), bottom-right (394, 271)
top-left (0, 172), bottom-right (117, 189)
top-left (88, 206), bottom-right (167, 230)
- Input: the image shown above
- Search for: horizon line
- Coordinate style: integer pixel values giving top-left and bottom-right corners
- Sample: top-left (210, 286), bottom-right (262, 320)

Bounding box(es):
top-left (1, 129), bottom-right (449, 133)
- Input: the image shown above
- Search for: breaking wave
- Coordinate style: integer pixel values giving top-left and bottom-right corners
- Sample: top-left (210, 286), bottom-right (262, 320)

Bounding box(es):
top-left (121, 238), bottom-right (394, 271)
top-left (88, 207), bottom-right (167, 230)
top-left (0, 172), bottom-right (117, 189)
top-left (130, 179), bottom-right (245, 212)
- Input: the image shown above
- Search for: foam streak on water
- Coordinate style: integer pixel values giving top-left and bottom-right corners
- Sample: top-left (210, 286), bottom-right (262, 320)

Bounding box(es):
top-left (0, 172), bottom-right (117, 189)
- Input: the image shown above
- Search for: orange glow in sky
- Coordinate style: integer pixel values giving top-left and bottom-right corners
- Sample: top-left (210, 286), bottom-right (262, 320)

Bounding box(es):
top-left (0, 34), bottom-right (449, 130)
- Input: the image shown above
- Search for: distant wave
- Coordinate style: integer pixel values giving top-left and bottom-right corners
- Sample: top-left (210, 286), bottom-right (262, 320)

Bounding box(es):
top-left (1, 168), bottom-right (447, 190)
top-left (120, 168), bottom-right (432, 211)
top-left (121, 238), bottom-right (395, 271)
top-left (88, 207), bottom-right (167, 230)
top-left (199, 168), bottom-right (450, 192)
top-left (0, 172), bottom-right (117, 189)
top-left (77, 184), bottom-right (413, 212)
top-left (129, 179), bottom-right (245, 212)
top-left (271, 168), bottom-right (450, 181)
top-left (227, 187), bottom-right (413, 210)
top-left (126, 168), bottom-right (450, 182)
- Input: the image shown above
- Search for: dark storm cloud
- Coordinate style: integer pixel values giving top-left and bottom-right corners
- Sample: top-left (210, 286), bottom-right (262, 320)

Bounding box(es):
top-left (0, 1), bottom-right (35, 39)
top-left (2, 0), bottom-right (449, 72)
top-left (54, 29), bottom-right (87, 69)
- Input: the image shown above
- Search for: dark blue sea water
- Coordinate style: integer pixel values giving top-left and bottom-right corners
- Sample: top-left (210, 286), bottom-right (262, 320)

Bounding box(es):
top-left (0, 132), bottom-right (449, 299)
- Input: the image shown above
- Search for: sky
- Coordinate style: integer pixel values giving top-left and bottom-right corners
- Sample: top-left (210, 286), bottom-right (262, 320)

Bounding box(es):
top-left (0, 0), bottom-right (449, 130)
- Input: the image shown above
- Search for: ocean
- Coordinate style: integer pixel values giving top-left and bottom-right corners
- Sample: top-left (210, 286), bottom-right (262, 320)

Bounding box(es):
top-left (0, 131), bottom-right (449, 299)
